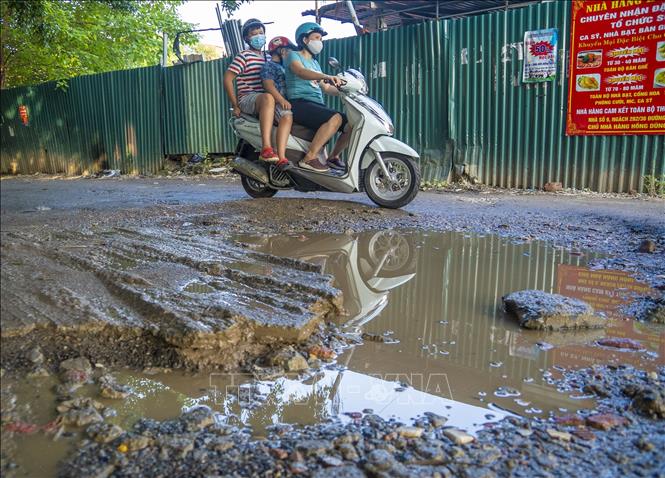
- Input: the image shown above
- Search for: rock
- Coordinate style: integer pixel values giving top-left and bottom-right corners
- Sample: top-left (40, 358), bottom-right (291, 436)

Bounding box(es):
top-left (100, 383), bottom-right (131, 399)
top-left (586, 413), bottom-right (629, 430)
top-left (60, 357), bottom-right (92, 374)
top-left (270, 448), bottom-right (288, 459)
top-left (546, 429), bottom-right (572, 441)
top-left (644, 298), bottom-right (665, 324)
top-left (583, 382), bottom-right (609, 397)
top-left (320, 455), bottom-right (344, 467)
top-left (443, 428), bottom-right (475, 445)
top-left (87, 422), bottom-right (124, 443)
top-left (554, 415), bottom-right (585, 427)
top-left (308, 345), bottom-right (335, 361)
top-left (61, 369), bottom-right (91, 387)
top-left (425, 412), bottom-right (448, 428)
top-left (290, 462), bottom-right (308, 474)
top-left (396, 426), bottom-right (424, 438)
top-left (124, 434), bottom-right (153, 451)
top-left (596, 338), bottom-right (643, 350)
top-left (628, 386), bottom-right (665, 418)
top-left (571, 428), bottom-right (596, 441)
top-left (286, 353), bottom-right (309, 372)
top-left (181, 407), bottom-right (215, 430)
top-left (414, 444), bottom-right (446, 464)
top-left (27, 347), bottom-right (44, 364)
top-left (636, 437), bottom-right (654, 451)
top-left (544, 182), bottom-right (563, 192)
top-left (209, 437), bottom-right (234, 451)
top-left (297, 439), bottom-right (332, 456)
top-left (502, 290), bottom-right (605, 330)
top-left (60, 407), bottom-right (104, 427)
top-left (157, 435), bottom-right (194, 459)
top-left (313, 465), bottom-right (365, 478)
top-left (27, 367), bottom-right (50, 378)
top-left (337, 443), bottom-right (359, 461)
top-left (637, 239), bottom-right (656, 253)
top-left (366, 449), bottom-right (395, 471)
top-left (56, 397), bottom-right (104, 413)
top-left (516, 428), bottom-right (533, 437)
top-left (333, 432), bottom-right (360, 445)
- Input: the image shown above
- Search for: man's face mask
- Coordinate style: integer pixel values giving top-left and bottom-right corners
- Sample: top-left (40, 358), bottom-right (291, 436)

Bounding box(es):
top-left (307, 39), bottom-right (323, 55)
top-left (249, 34), bottom-right (266, 49)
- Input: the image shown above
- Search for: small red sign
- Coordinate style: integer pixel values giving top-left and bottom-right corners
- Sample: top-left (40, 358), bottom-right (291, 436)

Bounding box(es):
top-left (18, 105), bottom-right (29, 125)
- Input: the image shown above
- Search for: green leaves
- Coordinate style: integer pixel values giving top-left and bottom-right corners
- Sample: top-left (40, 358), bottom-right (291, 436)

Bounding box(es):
top-left (1, 0), bottom-right (199, 89)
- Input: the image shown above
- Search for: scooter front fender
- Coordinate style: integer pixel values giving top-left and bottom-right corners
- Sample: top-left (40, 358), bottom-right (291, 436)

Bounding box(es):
top-left (361, 136), bottom-right (420, 169)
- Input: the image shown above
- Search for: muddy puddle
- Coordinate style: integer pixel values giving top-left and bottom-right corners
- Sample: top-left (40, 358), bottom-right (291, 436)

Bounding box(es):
top-left (236, 230), bottom-right (663, 414)
top-left (3, 230), bottom-right (663, 476)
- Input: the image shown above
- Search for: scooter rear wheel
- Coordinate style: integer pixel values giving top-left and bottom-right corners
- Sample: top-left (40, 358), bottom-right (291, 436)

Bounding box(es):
top-left (241, 175), bottom-right (277, 198)
top-left (363, 154), bottom-right (420, 209)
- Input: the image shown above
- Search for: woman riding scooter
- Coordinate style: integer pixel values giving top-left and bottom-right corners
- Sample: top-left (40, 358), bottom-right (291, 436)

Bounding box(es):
top-left (284, 22), bottom-right (352, 172)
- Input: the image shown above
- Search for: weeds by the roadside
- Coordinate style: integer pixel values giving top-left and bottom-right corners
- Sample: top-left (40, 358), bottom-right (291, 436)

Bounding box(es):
top-left (643, 175), bottom-right (665, 198)
top-left (419, 180), bottom-right (449, 191)
top-left (158, 154), bottom-right (233, 176)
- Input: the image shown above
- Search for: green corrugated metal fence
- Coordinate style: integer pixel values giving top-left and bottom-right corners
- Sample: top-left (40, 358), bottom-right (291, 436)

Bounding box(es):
top-left (1, 0), bottom-right (663, 190)
top-left (162, 58), bottom-right (236, 155)
top-left (1, 65), bottom-right (163, 175)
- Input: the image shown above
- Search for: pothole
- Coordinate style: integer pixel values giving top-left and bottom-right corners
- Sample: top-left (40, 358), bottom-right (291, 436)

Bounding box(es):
top-left (2, 229), bottom-right (663, 476)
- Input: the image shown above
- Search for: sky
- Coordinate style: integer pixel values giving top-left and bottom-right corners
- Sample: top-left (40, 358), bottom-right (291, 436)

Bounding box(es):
top-left (177, 0), bottom-right (357, 48)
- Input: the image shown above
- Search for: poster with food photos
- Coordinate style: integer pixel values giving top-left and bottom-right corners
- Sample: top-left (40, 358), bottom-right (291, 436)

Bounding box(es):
top-left (566, 0), bottom-right (665, 135)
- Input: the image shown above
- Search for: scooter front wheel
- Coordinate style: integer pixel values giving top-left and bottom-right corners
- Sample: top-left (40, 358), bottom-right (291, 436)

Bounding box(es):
top-left (240, 175), bottom-right (277, 198)
top-left (364, 154), bottom-right (420, 209)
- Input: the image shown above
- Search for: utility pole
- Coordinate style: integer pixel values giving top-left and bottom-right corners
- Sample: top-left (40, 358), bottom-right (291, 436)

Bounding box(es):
top-left (161, 32), bottom-right (168, 66)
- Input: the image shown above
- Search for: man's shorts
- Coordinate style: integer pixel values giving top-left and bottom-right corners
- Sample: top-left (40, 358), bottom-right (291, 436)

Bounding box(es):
top-left (238, 92), bottom-right (293, 122)
top-left (274, 103), bottom-right (293, 121)
top-left (290, 99), bottom-right (348, 133)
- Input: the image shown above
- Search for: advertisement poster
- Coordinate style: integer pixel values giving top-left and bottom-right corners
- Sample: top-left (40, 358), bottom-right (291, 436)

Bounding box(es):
top-left (567, 0), bottom-right (665, 135)
top-left (523, 28), bottom-right (558, 82)
top-left (556, 264), bottom-right (652, 319)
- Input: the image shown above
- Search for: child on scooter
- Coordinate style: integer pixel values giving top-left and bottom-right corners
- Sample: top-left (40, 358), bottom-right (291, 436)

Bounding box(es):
top-left (261, 36), bottom-right (296, 168)
top-left (223, 18), bottom-right (279, 163)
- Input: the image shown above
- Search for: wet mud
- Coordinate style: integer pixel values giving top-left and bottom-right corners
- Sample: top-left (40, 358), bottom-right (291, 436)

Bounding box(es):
top-left (1, 226), bottom-right (341, 371)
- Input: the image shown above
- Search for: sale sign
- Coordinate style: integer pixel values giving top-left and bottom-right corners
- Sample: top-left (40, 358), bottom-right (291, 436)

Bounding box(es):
top-left (566, 0), bottom-right (665, 135)
top-left (523, 29), bottom-right (558, 82)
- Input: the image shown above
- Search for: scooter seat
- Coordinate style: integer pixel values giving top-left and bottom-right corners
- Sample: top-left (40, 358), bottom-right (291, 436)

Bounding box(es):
top-left (233, 114), bottom-right (316, 142)
top-left (290, 123), bottom-right (316, 142)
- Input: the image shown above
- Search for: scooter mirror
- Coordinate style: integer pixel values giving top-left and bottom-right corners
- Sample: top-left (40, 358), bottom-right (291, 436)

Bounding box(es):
top-left (328, 57), bottom-right (341, 70)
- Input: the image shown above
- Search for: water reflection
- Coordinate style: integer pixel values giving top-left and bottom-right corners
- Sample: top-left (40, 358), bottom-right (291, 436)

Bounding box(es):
top-left (238, 230), bottom-right (664, 417)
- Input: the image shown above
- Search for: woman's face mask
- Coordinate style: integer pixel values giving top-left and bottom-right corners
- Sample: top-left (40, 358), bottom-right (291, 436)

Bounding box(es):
top-left (249, 34), bottom-right (266, 49)
top-left (306, 39), bottom-right (323, 55)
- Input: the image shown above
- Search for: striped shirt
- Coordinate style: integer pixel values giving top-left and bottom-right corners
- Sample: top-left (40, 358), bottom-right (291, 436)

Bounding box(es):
top-left (227, 50), bottom-right (267, 98)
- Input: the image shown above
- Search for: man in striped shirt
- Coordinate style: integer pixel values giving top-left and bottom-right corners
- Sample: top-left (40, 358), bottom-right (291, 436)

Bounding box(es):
top-left (223, 18), bottom-right (279, 162)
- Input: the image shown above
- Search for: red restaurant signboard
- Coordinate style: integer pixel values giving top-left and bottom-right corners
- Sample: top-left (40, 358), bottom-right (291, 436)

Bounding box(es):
top-left (566, 0), bottom-right (665, 135)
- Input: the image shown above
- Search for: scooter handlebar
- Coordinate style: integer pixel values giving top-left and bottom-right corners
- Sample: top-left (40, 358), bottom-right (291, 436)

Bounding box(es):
top-left (323, 78), bottom-right (348, 89)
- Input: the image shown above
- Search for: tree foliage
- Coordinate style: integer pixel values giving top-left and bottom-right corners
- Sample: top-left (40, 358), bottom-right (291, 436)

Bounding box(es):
top-left (0, 0), bottom-right (199, 89)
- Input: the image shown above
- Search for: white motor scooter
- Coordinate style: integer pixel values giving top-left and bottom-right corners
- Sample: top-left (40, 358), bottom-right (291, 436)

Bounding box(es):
top-left (238, 230), bottom-right (417, 328)
top-left (230, 57), bottom-right (421, 209)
